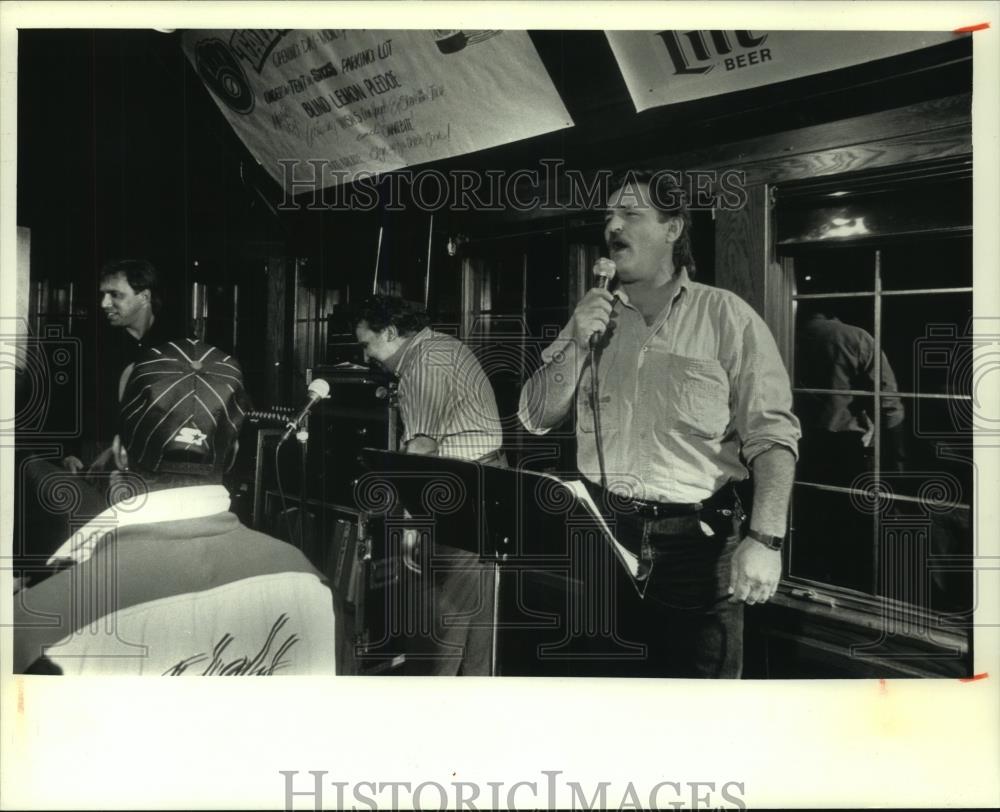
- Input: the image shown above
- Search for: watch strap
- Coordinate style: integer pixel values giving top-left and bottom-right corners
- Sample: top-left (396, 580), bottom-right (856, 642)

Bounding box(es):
top-left (746, 528), bottom-right (784, 551)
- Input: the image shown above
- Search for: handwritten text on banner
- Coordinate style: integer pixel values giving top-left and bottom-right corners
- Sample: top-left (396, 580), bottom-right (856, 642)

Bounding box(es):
top-left (182, 29), bottom-right (573, 190)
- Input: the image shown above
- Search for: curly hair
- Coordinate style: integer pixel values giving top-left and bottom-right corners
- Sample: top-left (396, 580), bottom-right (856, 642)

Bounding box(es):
top-left (350, 295), bottom-right (430, 336)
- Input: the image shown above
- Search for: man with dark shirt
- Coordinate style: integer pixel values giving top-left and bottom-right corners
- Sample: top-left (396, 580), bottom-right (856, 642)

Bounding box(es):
top-left (16, 260), bottom-right (175, 577)
top-left (63, 259), bottom-right (172, 473)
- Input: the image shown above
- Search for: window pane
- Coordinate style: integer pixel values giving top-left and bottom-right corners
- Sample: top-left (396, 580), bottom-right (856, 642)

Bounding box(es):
top-left (790, 248), bottom-right (875, 294)
top-left (881, 292), bottom-right (973, 395)
top-left (431, 251), bottom-right (462, 318)
top-left (875, 499), bottom-right (972, 616)
top-left (468, 245), bottom-right (525, 315)
top-left (794, 392), bottom-right (874, 487)
top-left (525, 233), bottom-right (568, 310)
top-left (887, 397), bottom-right (973, 502)
top-left (206, 283), bottom-right (234, 323)
top-left (794, 297), bottom-right (875, 388)
top-left (881, 236), bottom-right (972, 291)
top-left (789, 486), bottom-right (874, 595)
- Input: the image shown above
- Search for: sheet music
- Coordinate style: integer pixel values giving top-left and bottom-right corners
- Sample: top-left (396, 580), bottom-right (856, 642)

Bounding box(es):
top-left (559, 478), bottom-right (644, 591)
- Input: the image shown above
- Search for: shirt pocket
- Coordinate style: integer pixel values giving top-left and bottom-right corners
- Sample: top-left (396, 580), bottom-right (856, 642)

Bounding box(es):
top-left (577, 383), bottom-right (615, 433)
top-left (651, 353), bottom-right (730, 439)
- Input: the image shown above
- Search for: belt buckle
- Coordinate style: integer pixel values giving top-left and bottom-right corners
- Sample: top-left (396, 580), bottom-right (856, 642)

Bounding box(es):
top-left (632, 499), bottom-right (658, 518)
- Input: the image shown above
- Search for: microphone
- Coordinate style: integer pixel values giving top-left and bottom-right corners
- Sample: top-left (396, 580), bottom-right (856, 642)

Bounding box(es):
top-left (280, 378), bottom-right (331, 442)
top-left (589, 258), bottom-right (617, 349)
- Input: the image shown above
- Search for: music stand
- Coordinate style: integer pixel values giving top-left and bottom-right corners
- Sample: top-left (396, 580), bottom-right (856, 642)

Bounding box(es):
top-left (358, 449), bottom-right (643, 675)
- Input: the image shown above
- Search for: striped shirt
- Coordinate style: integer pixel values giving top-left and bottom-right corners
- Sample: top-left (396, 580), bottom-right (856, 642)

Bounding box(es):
top-left (519, 269), bottom-right (800, 503)
top-left (394, 327), bottom-right (503, 461)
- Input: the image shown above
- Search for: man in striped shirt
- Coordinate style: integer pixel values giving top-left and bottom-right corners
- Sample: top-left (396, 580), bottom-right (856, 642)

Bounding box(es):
top-left (354, 296), bottom-right (503, 675)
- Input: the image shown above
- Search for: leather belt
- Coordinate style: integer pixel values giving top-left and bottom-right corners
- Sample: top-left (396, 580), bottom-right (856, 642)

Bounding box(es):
top-left (586, 481), bottom-right (742, 520)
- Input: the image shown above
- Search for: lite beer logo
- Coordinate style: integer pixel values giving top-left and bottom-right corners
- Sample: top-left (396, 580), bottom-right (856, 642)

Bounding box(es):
top-left (656, 31), bottom-right (771, 75)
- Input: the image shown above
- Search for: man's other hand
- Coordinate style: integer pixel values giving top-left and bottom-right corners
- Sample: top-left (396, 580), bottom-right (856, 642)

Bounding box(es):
top-left (61, 456), bottom-right (85, 474)
top-left (728, 539), bottom-right (781, 604)
top-left (404, 435), bottom-right (439, 456)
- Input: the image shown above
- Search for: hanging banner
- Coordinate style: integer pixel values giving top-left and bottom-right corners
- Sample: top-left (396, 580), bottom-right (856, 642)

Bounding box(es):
top-left (605, 30), bottom-right (963, 112)
top-left (181, 29), bottom-right (572, 190)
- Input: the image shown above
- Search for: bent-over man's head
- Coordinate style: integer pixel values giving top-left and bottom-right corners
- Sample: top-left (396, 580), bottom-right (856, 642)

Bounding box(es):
top-left (351, 295), bottom-right (430, 371)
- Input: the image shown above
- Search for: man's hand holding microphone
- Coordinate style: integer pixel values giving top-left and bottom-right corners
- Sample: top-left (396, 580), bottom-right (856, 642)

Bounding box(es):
top-left (570, 258), bottom-right (617, 350)
top-left (519, 258), bottom-right (617, 432)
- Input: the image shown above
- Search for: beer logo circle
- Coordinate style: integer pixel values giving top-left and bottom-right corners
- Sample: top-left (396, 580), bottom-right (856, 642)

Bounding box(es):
top-left (195, 39), bottom-right (254, 115)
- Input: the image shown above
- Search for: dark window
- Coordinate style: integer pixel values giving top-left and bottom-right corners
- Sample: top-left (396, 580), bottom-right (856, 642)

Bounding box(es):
top-left (777, 163), bottom-right (973, 625)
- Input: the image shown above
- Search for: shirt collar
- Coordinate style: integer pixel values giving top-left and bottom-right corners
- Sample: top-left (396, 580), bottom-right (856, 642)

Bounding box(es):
top-left (392, 326), bottom-right (433, 379)
top-left (46, 484), bottom-right (231, 566)
top-left (615, 266), bottom-right (691, 310)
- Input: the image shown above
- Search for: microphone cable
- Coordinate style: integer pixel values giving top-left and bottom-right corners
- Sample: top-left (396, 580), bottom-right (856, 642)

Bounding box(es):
top-left (590, 344), bottom-right (608, 491)
top-left (274, 437), bottom-right (302, 549)
top-left (274, 433), bottom-right (306, 551)
top-left (588, 257), bottom-right (616, 492)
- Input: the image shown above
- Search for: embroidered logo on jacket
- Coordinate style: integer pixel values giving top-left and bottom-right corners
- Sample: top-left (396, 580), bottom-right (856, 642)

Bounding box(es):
top-left (163, 614), bottom-right (299, 675)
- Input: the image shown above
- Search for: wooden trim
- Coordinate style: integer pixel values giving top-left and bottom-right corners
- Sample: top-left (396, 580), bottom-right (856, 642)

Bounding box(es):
top-left (651, 93), bottom-right (970, 177)
top-left (489, 94), bottom-right (972, 227)
top-left (739, 124), bottom-right (971, 187)
top-left (715, 184), bottom-right (769, 316)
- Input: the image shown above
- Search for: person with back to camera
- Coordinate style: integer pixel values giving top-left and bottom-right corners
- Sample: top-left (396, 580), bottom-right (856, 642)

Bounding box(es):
top-left (14, 338), bottom-right (338, 675)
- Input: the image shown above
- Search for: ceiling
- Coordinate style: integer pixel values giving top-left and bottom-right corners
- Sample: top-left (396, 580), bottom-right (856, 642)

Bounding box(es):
top-left (17, 29), bottom-right (972, 284)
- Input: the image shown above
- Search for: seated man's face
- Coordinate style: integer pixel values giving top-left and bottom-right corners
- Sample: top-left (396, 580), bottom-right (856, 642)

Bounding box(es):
top-left (99, 273), bottom-right (149, 330)
top-left (355, 320), bottom-right (401, 368)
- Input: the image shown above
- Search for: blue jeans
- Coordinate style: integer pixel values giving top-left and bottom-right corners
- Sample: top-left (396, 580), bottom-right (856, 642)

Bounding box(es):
top-left (614, 509), bottom-right (744, 679)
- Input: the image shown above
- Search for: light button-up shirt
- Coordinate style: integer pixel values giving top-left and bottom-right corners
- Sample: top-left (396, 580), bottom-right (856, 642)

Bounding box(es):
top-left (520, 269), bottom-right (800, 503)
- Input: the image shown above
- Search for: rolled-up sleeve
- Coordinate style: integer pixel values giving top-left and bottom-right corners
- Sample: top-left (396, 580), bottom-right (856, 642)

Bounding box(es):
top-left (731, 307), bottom-right (801, 464)
top-left (516, 327), bottom-right (577, 436)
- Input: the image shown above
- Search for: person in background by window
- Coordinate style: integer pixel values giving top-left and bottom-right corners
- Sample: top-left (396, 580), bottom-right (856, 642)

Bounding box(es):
top-left (795, 304), bottom-right (906, 486)
top-left (518, 169), bottom-right (801, 678)
top-left (352, 295), bottom-right (504, 676)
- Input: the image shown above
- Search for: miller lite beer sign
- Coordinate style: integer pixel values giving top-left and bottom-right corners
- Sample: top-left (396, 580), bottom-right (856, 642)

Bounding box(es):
top-left (606, 30), bottom-right (962, 112)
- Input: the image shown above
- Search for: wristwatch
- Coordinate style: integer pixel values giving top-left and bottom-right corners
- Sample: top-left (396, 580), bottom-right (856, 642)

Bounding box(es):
top-left (746, 528), bottom-right (784, 551)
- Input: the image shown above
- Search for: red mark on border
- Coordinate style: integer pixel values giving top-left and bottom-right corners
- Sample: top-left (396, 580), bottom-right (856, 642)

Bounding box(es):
top-left (954, 22), bottom-right (990, 33)
top-left (879, 678), bottom-right (888, 694)
top-left (959, 672), bottom-right (989, 682)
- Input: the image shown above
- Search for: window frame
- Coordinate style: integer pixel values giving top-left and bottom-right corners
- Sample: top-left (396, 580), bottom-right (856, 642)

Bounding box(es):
top-left (768, 164), bottom-right (974, 654)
